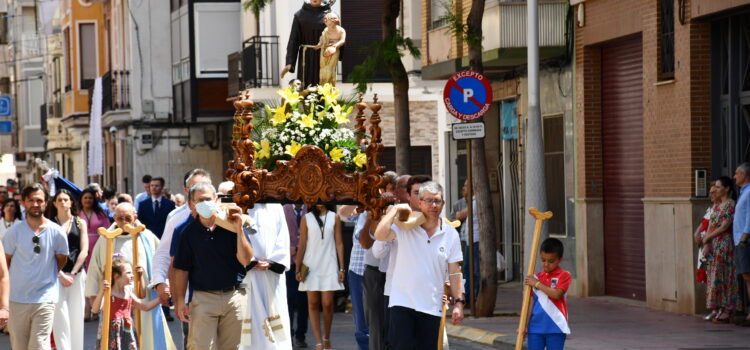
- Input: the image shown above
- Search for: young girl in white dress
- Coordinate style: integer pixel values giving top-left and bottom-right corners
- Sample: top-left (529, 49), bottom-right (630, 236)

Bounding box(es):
top-left (295, 204), bottom-right (344, 350)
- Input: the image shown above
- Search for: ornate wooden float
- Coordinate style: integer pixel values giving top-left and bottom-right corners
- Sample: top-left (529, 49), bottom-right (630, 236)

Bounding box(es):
top-left (226, 89), bottom-right (389, 219)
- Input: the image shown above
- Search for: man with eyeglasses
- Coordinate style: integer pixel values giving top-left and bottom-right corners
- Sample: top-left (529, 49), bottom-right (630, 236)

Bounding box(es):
top-left (2, 183), bottom-right (69, 350)
top-left (374, 181), bottom-right (465, 350)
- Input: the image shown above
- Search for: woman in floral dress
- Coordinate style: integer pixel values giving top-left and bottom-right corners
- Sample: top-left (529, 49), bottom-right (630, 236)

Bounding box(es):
top-left (703, 176), bottom-right (740, 323)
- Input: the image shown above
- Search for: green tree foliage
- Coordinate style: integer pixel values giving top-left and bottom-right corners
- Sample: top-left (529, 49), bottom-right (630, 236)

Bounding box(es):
top-left (438, 0), bottom-right (483, 51)
top-left (243, 0), bottom-right (274, 19)
top-left (349, 30), bottom-right (420, 93)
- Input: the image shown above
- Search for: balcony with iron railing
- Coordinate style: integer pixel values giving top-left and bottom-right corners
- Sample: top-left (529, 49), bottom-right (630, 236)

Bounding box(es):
top-left (88, 70), bottom-right (131, 114)
top-left (423, 0), bottom-right (570, 79)
top-left (227, 35), bottom-right (280, 98)
top-left (20, 33), bottom-right (41, 58)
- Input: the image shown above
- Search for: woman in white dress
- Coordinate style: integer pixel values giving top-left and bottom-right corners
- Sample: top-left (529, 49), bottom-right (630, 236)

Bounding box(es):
top-left (295, 204), bottom-right (345, 350)
top-left (0, 198), bottom-right (22, 240)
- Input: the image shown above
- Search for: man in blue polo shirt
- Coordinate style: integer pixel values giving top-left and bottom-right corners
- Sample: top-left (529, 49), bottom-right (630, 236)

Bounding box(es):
top-left (733, 163), bottom-right (750, 325)
top-left (3, 183), bottom-right (68, 350)
top-left (173, 182), bottom-right (253, 350)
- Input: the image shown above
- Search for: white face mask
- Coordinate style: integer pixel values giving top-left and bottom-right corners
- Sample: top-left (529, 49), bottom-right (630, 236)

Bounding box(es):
top-left (195, 200), bottom-right (217, 219)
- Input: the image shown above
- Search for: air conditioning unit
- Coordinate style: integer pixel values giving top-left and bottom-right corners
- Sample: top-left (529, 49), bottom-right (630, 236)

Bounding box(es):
top-left (153, 112), bottom-right (169, 120)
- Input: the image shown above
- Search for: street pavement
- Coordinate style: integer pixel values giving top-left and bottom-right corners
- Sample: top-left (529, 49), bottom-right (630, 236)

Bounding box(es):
top-left (449, 282), bottom-right (750, 350)
top-left (0, 311), bottom-right (494, 349)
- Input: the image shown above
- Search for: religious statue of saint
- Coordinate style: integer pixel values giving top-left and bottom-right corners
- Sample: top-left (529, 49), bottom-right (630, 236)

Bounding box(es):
top-left (312, 12), bottom-right (346, 86)
top-left (280, 0), bottom-right (338, 87)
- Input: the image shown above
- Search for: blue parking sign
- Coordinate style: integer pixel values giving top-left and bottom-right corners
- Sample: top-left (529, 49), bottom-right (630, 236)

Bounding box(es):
top-left (443, 71), bottom-right (493, 121)
top-left (0, 120), bottom-right (12, 133)
top-left (0, 96), bottom-right (11, 116)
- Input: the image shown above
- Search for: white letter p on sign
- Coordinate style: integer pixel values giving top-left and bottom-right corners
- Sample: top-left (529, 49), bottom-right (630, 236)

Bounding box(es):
top-left (463, 88), bottom-right (474, 103)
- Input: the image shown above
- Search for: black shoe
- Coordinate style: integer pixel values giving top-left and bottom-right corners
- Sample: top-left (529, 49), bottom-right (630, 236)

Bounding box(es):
top-left (294, 338), bottom-right (308, 348)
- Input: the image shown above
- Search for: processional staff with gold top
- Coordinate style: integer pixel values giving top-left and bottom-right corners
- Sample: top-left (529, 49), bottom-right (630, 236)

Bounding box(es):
top-left (123, 223), bottom-right (146, 348)
top-left (97, 226), bottom-right (123, 350)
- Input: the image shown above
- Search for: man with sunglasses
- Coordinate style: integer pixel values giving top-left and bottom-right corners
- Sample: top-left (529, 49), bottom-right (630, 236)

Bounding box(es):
top-left (2, 183), bottom-right (69, 350)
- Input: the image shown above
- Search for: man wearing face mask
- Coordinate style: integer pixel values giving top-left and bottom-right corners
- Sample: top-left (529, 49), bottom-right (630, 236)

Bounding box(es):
top-left (173, 182), bottom-right (254, 350)
top-left (151, 169), bottom-right (212, 326)
top-left (84, 202), bottom-right (177, 350)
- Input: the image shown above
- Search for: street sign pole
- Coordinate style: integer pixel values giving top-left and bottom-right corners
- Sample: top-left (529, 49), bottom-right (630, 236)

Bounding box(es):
top-left (466, 138), bottom-right (475, 317)
top-left (444, 70), bottom-right (492, 319)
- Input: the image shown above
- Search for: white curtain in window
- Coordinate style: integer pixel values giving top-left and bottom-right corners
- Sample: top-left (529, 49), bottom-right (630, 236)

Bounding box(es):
top-left (87, 77), bottom-right (103, 177)
top-left (38, 0), bottom-right (60, 35)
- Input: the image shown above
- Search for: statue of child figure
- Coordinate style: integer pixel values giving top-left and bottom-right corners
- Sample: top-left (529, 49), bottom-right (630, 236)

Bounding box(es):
top-left (314, 12), bottom-right (346, 86)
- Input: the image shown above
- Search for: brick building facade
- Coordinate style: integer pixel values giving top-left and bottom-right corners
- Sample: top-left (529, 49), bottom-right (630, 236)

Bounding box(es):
top-left (574, 0), bottom-right (750, 314)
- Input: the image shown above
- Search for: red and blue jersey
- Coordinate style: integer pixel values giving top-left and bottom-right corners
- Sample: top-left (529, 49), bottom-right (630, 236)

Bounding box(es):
top-left (528, 267), bottom-right (571, 334)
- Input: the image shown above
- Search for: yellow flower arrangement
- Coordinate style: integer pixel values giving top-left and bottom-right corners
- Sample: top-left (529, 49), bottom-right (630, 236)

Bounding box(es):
top-left (252, 84), bottom-right (368, 172)
top-left (285, 141), bottom-right (302, 157)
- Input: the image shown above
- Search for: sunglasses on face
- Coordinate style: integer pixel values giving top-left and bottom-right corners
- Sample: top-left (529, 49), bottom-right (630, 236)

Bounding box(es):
top-left (32, 236), bottom-right (40, 254)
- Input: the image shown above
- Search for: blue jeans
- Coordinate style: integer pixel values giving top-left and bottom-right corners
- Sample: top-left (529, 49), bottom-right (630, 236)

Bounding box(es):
top-left (527, 333), bottom-right (566, 350)
top-left (348, 270), bottom-right (369, 350)
top-left (286, 265), bottom-right (308, 341)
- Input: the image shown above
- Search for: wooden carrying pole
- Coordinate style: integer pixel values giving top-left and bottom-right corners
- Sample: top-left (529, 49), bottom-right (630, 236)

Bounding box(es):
top-left (124, 223), bottom-right (146, 347)
top-left (515, 207), bottom-right (553, 350)
top-left (437, 283), bottom-right (450, 350)
top-left (98, 227), bottom-right (124, 350)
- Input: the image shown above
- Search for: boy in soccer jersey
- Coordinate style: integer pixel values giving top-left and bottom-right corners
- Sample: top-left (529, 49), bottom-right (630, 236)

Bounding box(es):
top-left (523, 238), bottom-right (571, 350)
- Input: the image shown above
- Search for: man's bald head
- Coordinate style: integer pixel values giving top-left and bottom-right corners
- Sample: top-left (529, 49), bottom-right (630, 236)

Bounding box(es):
top-left (114, 202), bottom-right (137, 228)
top-left (115, 202), bottom-right (135, 215)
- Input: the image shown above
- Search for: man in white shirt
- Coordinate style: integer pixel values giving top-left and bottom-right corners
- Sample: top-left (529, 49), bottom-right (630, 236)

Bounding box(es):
top-left (374, 181), bottom-right (465, 350)
top-left (133, 175), bottom-right (152, 212)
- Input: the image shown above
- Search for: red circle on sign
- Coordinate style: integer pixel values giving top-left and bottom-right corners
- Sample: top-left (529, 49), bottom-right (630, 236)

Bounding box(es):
top-left (443, 70), bottom-right (493, 121)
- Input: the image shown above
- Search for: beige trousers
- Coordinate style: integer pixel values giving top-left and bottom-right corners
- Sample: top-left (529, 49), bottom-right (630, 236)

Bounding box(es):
top-left (9, 301), bottom-right (56, 350)
top-left (188, 289), bottom-right (246, 350)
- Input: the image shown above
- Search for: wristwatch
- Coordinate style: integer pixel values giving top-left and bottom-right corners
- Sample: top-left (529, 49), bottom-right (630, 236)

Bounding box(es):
top-left (454, 298), bottom-right (466, 305)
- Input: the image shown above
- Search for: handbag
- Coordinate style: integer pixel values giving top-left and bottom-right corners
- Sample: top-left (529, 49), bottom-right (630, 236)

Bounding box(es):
top-left (299, 264), bottom-right (310, 282)
top-left (695, 258), bottom-right (707, 284)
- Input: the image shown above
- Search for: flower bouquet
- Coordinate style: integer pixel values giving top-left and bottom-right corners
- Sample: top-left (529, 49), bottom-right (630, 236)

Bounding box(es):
top-left (251, 84), bottom-right (366, 172)
top-left (226, 84), bottom-right (388, 219)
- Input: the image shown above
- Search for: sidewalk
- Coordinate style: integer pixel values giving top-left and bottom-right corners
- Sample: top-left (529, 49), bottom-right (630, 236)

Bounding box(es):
top-left (447, 282), bottom-right (750, 350)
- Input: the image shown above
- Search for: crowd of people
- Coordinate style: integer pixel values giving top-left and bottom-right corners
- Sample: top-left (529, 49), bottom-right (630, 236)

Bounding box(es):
top-left (0, 168), bottom-right (482, 350)
top-left (694, 163), bottom-right (750, 327)
top-left (3, 161), bottom-right (749, 349)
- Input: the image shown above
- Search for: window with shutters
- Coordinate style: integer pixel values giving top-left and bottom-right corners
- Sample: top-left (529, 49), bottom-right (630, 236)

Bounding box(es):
top-left (380, 146), bottom-right (433, 177)
top-left (0, 14), bottom-right (6, 45)
top-left (430, 0), bottom-right (450, 30)
top-left (79, 23), bottom-right (97, 90)
top-left (658, 0), bottom-right (675, 80)
top-left (340, 0), bottom-right (390, 82)
top-left (64, 27), bottom-right (71, 92)
top-left (543, 115), bottom-right (566, 236)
